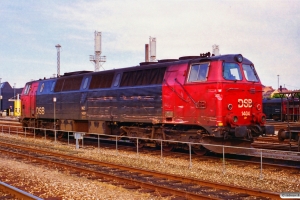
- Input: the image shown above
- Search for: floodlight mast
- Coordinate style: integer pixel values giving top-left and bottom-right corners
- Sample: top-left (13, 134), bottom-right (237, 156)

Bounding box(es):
top-left (90, 31), bottom-right (106, 71)
top-left (55, 44), bottom-right (61, 77)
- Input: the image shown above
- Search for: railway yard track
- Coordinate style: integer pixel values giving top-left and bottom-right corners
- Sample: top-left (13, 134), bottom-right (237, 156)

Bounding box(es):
top-left (0, 119), bottom-right (299, 199)
top-left (0, 139), bottom-right (281, 200)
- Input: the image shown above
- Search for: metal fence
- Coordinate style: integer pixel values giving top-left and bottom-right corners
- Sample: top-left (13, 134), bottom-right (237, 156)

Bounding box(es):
top-left (1, 124), bottom-right (296, 180)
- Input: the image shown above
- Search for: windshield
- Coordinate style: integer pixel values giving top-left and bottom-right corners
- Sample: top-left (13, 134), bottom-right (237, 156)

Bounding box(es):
top-left (223, 62), bottom-right (242, 80)
top-left (242, 64), bottom-right (259, 82)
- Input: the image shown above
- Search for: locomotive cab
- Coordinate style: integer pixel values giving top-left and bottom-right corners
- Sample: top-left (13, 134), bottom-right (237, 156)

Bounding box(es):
top-left (218, 55), bottom-right (274, 139)
top-left (163, 54), bottom-right (274, 153)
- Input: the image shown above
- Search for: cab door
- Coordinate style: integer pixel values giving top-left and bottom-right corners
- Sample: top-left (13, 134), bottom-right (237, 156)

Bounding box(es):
top-left (29, 82), bottom-right (39, 118)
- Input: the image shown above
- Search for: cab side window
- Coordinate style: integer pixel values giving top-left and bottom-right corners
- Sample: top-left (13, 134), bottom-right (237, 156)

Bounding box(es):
top-left (188, 63), bottom-right (209, 82)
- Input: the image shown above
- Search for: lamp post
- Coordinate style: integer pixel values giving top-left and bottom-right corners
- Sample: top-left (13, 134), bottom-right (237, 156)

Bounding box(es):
top-left (277, 75), bottom-right (279, 89)
top-left (13, 83), bottom-right (16, 99)
top-left (53, 97), bottom-right (57, 142)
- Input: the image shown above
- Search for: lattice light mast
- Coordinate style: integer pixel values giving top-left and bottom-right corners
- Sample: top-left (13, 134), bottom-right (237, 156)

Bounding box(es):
top-left (90, 31), bottom-right (106, 71)
top-left (55, 44), bottom-right (61, 77)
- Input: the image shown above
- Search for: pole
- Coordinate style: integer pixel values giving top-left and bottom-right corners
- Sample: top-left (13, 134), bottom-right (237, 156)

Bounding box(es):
top-left (115, 136), bottom-right (118, 155)
top-left (189, 143), bottom-right (192, 169)
top-left (260, 150), bottom-right (263, 180)
top-left (223, 145), bottom-right (226, 174)
top-left (55, 44), bottom-right (61, 77)
top-left (160, 140), bottom-right (163, 163)
top-left (53, 97), bottom-right (56, 142)
top-left (14, 83), bottom-right (16, 99)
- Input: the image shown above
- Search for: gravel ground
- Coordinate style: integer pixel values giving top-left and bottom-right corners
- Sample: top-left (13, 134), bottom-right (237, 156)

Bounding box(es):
top-left (0, 134), bottom-right (300, 199)
top-left (0, 156), bottom-right (161, 200)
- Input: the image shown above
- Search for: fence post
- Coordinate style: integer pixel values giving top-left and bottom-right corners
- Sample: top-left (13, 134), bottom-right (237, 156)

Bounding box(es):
top-left (260, 150), bottom-right (264, 180)
top-left (98, 134), bottom-right (100, 152)
top-left (136, 138), bottom-right (139, 157)
top-left (189, 143), bottom-right (192, 169)
top-left (34, 128), bottom-right (36, 139)
top-left (223, 145), bottom-right (226, 174)
top-left (82, 133), bottom-right (84, 148)
top-left (115, 136), bottom-right (118, 155)
top-left (160, 140), bottom-right (163, 163)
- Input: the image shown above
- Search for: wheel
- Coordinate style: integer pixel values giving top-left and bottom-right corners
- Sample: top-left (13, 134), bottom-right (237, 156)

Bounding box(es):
top-left (192, 145), bottom-right (207, 156)
top-left (156, 142), bottom-right (174, 152)
top-left (162, 143), bottom-right (174, 152)
top-left (132, 139), bottom-right (144, 149)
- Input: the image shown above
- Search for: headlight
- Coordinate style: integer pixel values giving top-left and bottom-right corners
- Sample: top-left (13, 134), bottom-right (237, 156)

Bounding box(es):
top-left (233, 116), bottom-right (238, 123)
top-left (226, 114), bottom-right (238, 125)
top-left (260, 114), bottom-right (266, 124)
top-left (227, 104), bottom-right (233, 110)
top-left (234, 54), bottom-right (243, 63)
top-left (254, 113), bottom-right (266, 124)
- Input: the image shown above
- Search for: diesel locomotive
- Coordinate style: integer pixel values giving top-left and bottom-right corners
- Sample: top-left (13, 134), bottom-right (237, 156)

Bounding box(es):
top-left (20, 53), bottom-right (274, 154)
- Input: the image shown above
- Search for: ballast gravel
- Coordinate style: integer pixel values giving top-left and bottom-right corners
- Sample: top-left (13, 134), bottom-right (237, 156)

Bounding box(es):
top-left (0, 134), bottom-right (299, 199)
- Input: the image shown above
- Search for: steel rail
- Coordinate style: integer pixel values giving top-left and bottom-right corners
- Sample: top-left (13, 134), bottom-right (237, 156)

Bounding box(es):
top-left (0, 146), bottom-right (218, 200)
top-left (0, 181), bottom-right (42, 200)
top-left (0, 141), bottom-right (280, 199)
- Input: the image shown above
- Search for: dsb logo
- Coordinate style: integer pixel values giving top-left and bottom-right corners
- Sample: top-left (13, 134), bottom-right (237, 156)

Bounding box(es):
top-left (238, 99), bottom-right (252, 108)
top-left (36, 107), bottom-right (45, 115)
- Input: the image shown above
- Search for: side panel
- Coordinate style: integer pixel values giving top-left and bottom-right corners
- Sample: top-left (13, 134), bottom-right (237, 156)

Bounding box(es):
top-left (162, 63), bottom-right (191, 123)
top-left (162, 63), bottom-right (217, 125)
top-left (86, 86), bottom-right (163, 123)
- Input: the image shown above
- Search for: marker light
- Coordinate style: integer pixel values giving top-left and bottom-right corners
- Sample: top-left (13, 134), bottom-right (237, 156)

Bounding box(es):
top-left (256, 104), bottom-right (261, 111)
top-left (234, 54), bottom-right (243, 63)
top-left (259, 114), bottom-right (266, 124)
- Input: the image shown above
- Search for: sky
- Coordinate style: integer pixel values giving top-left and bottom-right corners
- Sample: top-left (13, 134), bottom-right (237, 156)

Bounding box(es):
top-left (0, 0), bottom-right (299, 90)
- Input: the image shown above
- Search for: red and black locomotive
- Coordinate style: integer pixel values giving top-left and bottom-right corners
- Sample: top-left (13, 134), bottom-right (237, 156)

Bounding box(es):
top-left (20, 53), bottom-right (274, 154)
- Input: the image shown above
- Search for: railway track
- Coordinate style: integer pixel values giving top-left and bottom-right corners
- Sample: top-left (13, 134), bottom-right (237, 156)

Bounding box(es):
top-left (266, 120), bottom-right (300, 131)
top-left (0, 181), bottom-right (42, 200)
top-left (1, 118), bottom-right (299, 169)
top-left (0, 140), bottom-right (280, 199)
top-left (0, 118), bottom-right (299, 199)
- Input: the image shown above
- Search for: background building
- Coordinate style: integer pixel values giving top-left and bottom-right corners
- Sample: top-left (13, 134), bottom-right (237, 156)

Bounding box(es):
top-left (0, 82), bottom-right (23, 114)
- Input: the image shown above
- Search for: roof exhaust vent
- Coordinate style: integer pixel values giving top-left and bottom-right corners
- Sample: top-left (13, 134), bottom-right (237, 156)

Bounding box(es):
top-left (212, 44), bottom-right (220, 56)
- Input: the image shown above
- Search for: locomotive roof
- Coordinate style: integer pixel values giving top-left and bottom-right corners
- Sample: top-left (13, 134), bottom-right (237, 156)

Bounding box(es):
top-left (25, 53), bottom-right (253, 84)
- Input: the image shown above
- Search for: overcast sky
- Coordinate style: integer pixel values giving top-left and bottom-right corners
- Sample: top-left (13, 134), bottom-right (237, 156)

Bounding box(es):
top-left (0, 0), bottom-right (299, 90)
